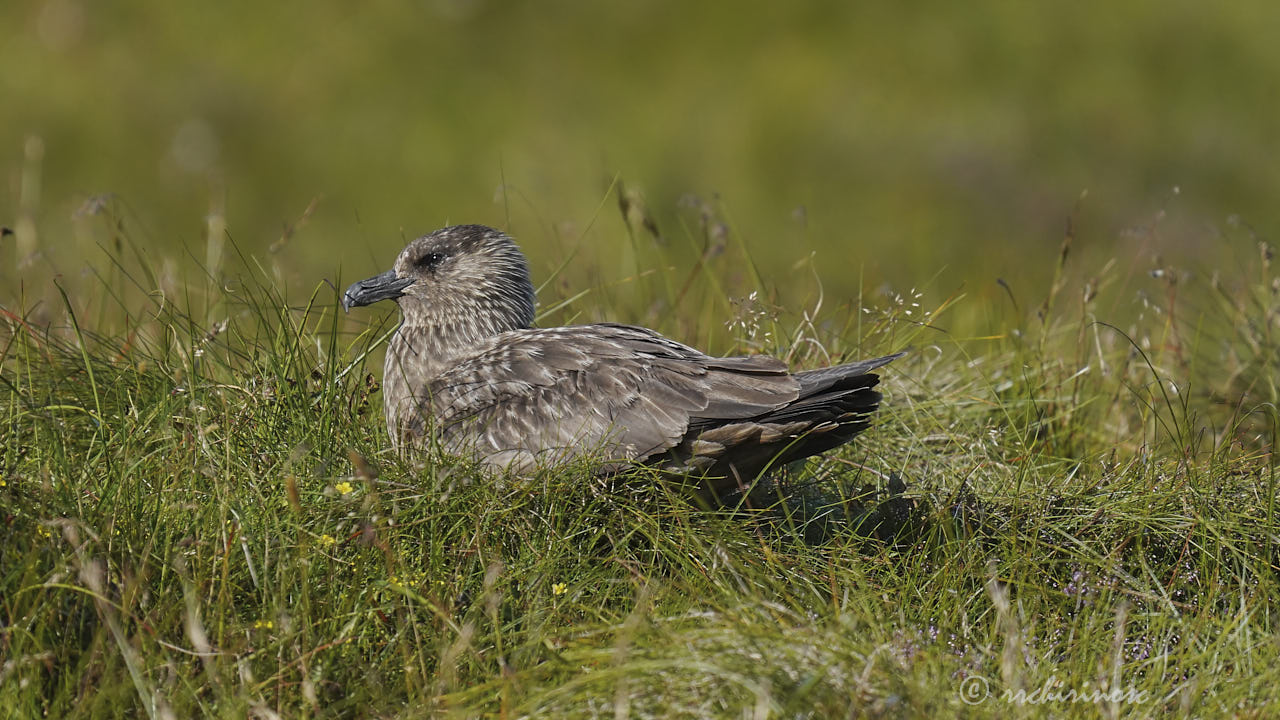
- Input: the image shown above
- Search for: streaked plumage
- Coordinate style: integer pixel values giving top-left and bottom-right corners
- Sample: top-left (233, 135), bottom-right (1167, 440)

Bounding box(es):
top-left (344, 224), bottom-right (901, 498)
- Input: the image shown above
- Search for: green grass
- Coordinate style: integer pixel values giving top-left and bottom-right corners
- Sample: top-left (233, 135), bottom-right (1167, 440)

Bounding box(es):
top-left (3, 199), bottom-right (1280, 719)
top-left (9, 1), bottom-right (1280, 303)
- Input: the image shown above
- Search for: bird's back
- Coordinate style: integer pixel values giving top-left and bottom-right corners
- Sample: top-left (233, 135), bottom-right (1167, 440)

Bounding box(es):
top-left (385, 321), bottom-right (900, 498)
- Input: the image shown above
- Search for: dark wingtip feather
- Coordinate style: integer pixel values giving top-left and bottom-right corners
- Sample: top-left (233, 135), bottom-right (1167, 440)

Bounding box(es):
top-left (794, 351), bottom-right (904, 395)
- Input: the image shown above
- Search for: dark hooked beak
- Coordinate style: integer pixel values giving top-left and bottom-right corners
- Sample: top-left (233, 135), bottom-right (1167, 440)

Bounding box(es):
top-left (342, 270), bottom-right (415, 312)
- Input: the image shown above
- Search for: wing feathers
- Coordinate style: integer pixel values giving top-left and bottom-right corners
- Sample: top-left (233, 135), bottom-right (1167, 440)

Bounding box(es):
top-left (393, 323), bottom-right (897, 483)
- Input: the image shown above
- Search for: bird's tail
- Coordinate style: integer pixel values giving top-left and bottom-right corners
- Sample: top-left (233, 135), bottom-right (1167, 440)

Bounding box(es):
top-left (666, 351), bottom-right (906, 501)
top-left (792, 351), bottom-right (905, 397)
top-left (760, 351), bottom-right (905, 461)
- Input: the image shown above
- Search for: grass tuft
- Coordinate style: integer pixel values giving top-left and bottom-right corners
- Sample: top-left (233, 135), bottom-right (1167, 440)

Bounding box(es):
top-left (3, 200), bottom-right (1280, 718)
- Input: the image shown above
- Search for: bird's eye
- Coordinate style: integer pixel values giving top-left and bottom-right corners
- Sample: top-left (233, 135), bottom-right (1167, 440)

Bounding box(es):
top-left (417, 252), bottom-right (446, 270)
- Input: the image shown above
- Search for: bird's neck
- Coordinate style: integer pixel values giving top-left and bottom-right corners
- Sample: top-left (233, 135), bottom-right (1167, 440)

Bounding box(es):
top-left (389, 312), bottom-right (527, 381)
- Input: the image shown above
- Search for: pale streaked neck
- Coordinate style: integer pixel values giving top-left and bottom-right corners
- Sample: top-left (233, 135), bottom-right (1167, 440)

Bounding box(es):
top-left (392, 309), bottom-right (526, 380)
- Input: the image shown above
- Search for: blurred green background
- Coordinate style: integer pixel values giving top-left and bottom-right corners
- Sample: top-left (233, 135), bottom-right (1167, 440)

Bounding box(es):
top-left (2, 0), bottom-right (1276, 335)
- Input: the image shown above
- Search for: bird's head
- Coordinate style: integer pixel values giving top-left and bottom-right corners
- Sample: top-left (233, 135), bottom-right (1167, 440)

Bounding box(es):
top-left (343, 224), bottom-right (536, 338)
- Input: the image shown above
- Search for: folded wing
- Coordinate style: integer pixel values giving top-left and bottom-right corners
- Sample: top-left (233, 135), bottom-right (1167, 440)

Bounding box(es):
top-left (395, 322), bottom-right (898, 494)
top-left (404, 324), bottom-right (797, 471)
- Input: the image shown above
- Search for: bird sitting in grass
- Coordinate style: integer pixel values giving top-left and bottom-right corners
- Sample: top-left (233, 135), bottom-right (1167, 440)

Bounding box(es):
top-left (344, 224), bottom-right (902, 501)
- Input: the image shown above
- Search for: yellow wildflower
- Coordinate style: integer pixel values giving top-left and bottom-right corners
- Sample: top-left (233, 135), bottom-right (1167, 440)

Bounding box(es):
top-left (551, 582), bottom-right (567, 596)
top-left (335, 481), bottom-right (354, 495)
